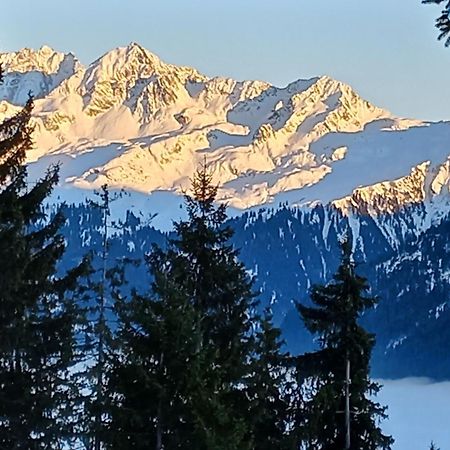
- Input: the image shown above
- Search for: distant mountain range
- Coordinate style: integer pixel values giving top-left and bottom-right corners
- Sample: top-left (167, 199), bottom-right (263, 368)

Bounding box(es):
top-left (2, 43), bottom-right (450, 379)
top-left (1, 43), bottom-right (450, 221)
top-left (57, 200), bottom-right (450, 380)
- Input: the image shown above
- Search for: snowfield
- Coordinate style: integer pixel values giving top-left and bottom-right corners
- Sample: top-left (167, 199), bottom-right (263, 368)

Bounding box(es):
top-left (1, 43), bottom-right (450, 222)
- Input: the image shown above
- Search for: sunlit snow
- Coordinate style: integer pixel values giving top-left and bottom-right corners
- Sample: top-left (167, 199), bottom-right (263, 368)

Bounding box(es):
top-left (1, 43), bottom-right (450, 222)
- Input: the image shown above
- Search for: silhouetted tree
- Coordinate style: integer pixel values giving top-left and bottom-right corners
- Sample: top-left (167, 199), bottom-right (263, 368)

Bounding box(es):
top-left (297, 239), bottom-right (393, 450)
top-left (423, 0), bottom-right (450, 46)
top-left (0, 74), bottom-right (87, 447)
top-left (109, 164), bottom-right (293, 449)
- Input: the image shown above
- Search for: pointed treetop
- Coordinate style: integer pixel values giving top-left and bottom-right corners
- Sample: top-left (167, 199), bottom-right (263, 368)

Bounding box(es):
top-left (339, 235), bottom-right (353, 267)
top-left (183, 160), bottom-right (227, 227)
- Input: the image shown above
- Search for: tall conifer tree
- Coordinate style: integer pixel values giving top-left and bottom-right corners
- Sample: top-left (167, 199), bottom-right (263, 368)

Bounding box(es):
top-left (247, 308), bottom-right (299, 450)
top-left (110, 163), bottom-right (292, 449)
top-left (297, 239), bottom-right (393, 450)
top-left (0, 67), bottom-right (86, 448)
top-left (72, 185), bottom-right (134, 450)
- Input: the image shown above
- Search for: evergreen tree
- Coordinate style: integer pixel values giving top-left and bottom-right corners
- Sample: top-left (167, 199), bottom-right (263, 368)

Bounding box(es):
top-left (423, 0), bottom-right (450, 46)
top-left (247, 308), bottom-right (299, 450)
top-left (0, 77), bottom-right (87, 446)
top-left (78, 262), bottom-right (125, 450)
top-left (73, 185), bottom-right (134, 449)
top-left (86, 186), bottom-right (116, 450)
top-left (110, 163), bottom-right (292, 449)
top-left (296, 239), bottom-right (393, 450)
top-left (108, 246), bottom-right (203, 449)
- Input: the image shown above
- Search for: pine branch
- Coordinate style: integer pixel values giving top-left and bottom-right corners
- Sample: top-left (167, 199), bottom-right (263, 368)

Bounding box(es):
top-left (423, 0), bottom-right (450, 46)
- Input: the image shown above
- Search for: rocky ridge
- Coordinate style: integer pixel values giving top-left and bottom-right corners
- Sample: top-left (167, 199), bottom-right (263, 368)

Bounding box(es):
top-left (0, 43), bottom-right (449, 220)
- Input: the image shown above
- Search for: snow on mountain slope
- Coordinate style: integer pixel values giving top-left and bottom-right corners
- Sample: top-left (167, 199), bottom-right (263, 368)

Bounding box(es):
top-left (1, 43), bottom-right (450, 218)
top-left (0, 46), bottom-right (81, 104)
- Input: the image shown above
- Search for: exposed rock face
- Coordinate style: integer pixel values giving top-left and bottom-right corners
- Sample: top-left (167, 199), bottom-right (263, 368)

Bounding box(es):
top-left (1, 43), bottom-right (450, 218)
top-left (333, 163), bottom-right (430, 214)
top-left (0, 46), bottom-right (81, 104)
top-left (3, 43), bottom-right (450, 379)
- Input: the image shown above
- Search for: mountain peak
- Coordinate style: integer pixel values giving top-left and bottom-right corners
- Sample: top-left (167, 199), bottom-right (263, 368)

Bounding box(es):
top-left (0, 46), bottom-right (82, 105)
top-left (97, 42), bottom-right (162, 67)
top-left (0, 45), bottom-right (71, 75)
top-left (83, 43), bottom-right (166, 87)
top-left (124, 42), bottom-right (161, 62)
top-left (126, 41), bottom-right (147, 52)
top-left (2, 43), bottom-right (445, 217)
top-left (39, 44), bottom-right (56, 54)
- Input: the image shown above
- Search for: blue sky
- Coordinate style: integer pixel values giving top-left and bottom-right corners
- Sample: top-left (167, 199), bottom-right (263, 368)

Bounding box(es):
top-left (1, 0), bottom-right (449, 121)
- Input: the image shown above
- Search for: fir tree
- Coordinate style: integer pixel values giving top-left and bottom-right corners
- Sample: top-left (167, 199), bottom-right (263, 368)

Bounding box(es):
top-left (296, 239), bottom-right (394, 450)
top-left (110, 163), bottom-right (292, 449)
top-left (73, 185), bottom-right (134, 449)
top-left (0, 79), bottom-right (87, 446)
top-left (108, 246), bottom-right (203, 449)
top-left (247, 308), bottom-right (299, 450)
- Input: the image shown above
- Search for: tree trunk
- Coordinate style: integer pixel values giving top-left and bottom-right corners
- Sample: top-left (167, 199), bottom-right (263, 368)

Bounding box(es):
top-left (345, 356), bottom-right (351, 450)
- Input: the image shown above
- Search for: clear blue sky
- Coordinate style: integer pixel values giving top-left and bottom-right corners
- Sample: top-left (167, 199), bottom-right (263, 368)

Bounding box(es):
top-left (1, 0), bottom-right (449, 121)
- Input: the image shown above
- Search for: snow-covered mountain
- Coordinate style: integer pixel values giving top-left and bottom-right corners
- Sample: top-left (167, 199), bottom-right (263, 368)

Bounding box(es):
top-left (3, 43), bottom-right (448, 378)
top-left (1, 43), bottom-right (450, 219)
top-left (0, 45), bottom-right (81, 105)
top-left (56, 199), bottom-right (450, 379)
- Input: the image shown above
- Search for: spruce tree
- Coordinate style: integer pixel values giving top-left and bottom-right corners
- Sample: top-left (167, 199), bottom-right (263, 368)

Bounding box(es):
top-left (297, 239), bottom-right (393, 450)
top-left (247, 308), bottom-right (299, 450)
top-left (0, 75), bottom-right (87, 447)
top-left (108, 246), bottom-right (203, 449)
top-left (72, 185), bottom-right (134, 449)
top-left (110, 163), bottom-right (292, 449)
